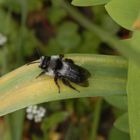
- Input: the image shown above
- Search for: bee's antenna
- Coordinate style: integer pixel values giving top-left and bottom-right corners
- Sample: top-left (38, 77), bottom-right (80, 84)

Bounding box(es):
top-left (35, 47), bottom-right (41, 58)
top-left (27, 61), bottom-right (40, 65)
top-left (27, 47), bottom-right (41, 65)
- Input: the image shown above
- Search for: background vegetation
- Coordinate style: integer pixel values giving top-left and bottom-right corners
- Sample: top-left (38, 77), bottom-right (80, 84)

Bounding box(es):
top-left (0, 0), bottom-right (140, 140)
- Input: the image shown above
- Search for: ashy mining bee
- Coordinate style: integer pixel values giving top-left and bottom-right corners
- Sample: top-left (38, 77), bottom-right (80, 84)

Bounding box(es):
top-left (28, 54), bottom-right (91, 93)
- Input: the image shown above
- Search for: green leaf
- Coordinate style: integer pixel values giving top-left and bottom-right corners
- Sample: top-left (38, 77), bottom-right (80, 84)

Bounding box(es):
top-left (105, 0), bottom-right (140, 30)
top-left (127, 30), bottom-right (140, 140)
top-left (46, 38), bottom-right (64, 55)
top-left (79, 31), bottom-right (100, 53)
top-left (109, 127), bottom-right (130, 140)
top-left (47, 7), bottom-right (67, 25)
top-left (104, 95), bottom-right (128, 110)
top-left (0, 54), bottom-right (127, 116)
top-left (0, 120), bottom-right (11, 140)
top-left (130, 31), bottom-right (140, 52)
top-left (114, 113), bottom-right (129, 133)
top-left (56, 22), bottom-right (81, 49)
top-left (6, 110), bottom-right (25, 140)
top-left (0, 9), bottom-right (17, 35)
top-left (72, 0), bottom-right (110, 6)
top-left (127, 62), bottom-right (140, 140)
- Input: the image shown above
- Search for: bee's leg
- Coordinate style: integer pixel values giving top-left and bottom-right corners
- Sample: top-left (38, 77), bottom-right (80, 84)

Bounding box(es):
top-left (36, 71), bottom-right (45, 78)
top-left (54, 76), bottom-right (60, 93)
top-left (27, 61), bottom-right (40, 65)
top-left (61, 78), bottom-right (79, 93)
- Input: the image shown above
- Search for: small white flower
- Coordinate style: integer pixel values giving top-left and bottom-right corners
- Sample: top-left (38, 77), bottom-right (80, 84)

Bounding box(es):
top-left (0, 33), bottom-right (7, 45)
top-left (26, 106), bottom-right (33, 113)
top-left (38, 107), bottom-right (46, 117)
top-left (26, 105), bottom-right (46, 123)
top-left (27, 113), bottom-right (34, 120)
top-left (34, 115), bottom-right (42, 123)
top-left (32, 105), bottom-right (38, 114)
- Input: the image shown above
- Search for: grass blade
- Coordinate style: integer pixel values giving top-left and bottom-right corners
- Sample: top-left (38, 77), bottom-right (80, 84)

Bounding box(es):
top-left (0, 54), bottom-right (127, 116)
top-left (6, 110), bottom-right (25, 140)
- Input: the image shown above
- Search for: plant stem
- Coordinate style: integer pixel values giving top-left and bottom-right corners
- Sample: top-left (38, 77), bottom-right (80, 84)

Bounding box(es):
top-left (16, 0), bottom-right (28, 65)
top-left (89, 98), bottom-right (103, 140)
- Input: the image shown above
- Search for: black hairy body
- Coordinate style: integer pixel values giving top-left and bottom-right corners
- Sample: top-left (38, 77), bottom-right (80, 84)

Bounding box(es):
top-left (29, 54), bottom-right (91, 93)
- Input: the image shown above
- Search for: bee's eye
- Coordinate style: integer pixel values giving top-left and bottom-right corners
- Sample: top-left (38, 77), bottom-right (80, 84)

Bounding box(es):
top-left (39, 56), bottom-right (50, 69)
top-left (39, 63), bottom-right (46, 69)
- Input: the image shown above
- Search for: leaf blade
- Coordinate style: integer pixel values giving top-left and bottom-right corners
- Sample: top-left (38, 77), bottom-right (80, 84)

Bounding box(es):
top-left (114, 113), bottom-right (129, 133)
top-left (104, 95), bottom-right (128, 110)
top-left (72, 0), bottom-right (109, 6)
top-left (105, 0), bottom-right (140, 30)
top-left (127, 15), bottom-right (140, 140)
top-left (0, 54), bottom-right (127, 116)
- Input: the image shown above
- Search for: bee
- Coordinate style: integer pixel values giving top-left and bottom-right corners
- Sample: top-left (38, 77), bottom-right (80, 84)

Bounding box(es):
top-left (28, 54), bottom-right (91, 93)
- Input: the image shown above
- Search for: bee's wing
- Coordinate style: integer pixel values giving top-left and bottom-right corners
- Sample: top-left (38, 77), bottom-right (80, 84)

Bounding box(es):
top-left (75, 65), bottom-right (91, 87)
top-left (77, 65), bottom-right (91, 79)
top-left (65, 63), bottom-right (91, 86)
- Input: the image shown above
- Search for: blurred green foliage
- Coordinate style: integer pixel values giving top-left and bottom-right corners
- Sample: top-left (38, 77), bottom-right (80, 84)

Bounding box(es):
top-left (0, 0), bottom-right (131, 140)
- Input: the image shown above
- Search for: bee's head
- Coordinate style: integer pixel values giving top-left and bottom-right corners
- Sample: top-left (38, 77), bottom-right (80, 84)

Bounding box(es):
top-left (39, 56), bottom-right (50, 69)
